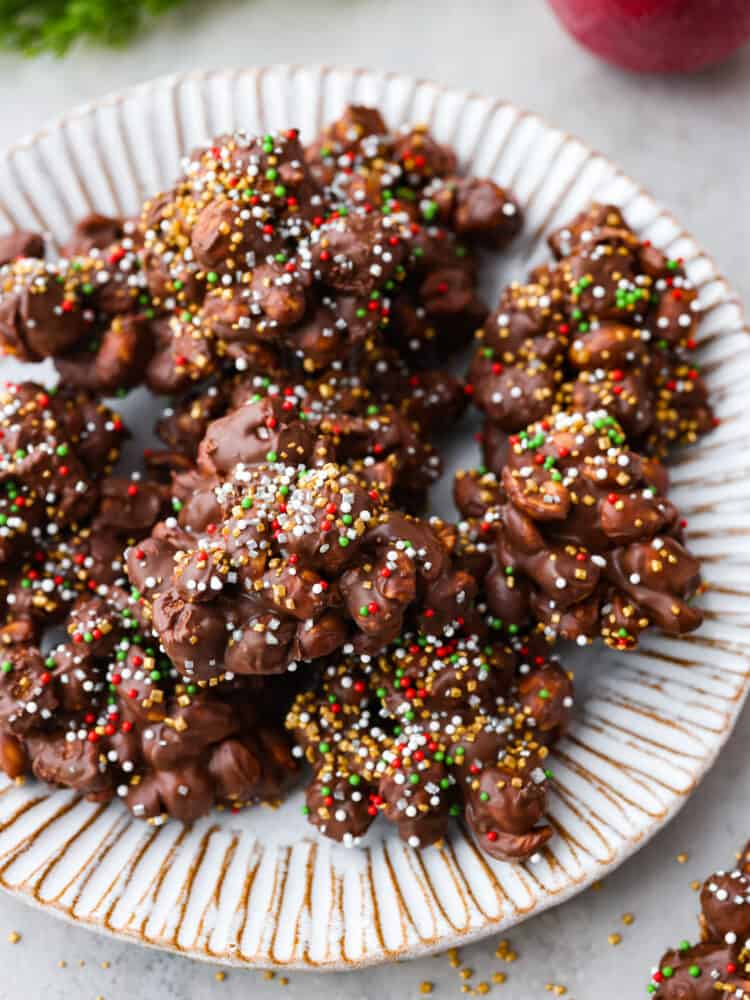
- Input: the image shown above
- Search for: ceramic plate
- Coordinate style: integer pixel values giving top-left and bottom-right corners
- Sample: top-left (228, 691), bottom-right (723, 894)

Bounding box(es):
top-left (0, 65), bottom-right (748, 970)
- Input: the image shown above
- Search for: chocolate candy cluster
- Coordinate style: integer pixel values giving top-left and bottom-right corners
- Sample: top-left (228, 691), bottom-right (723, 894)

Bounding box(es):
top-left (454, 409), bottom-right (702, 648)
top-left (0, 110), bottom-right (711, 860)
top-left (469, 203), bottom-right (714, 465)
top-left (287, 622), bottom-right (572, 861)
top-left (0, 584), bottom-right (298, 822)
top-left (647, 842), bottom-right (750, 998)
top-left (128, 446), bottom-right (475, 682)
top-left (0, 380), bottom-right (169, 645)
top-left (0, 106), bottom-right (519, 398)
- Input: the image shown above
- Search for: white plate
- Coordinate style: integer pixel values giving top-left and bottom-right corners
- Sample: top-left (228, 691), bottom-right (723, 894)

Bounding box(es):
top-left (0, 65), bottom-right (748, 970)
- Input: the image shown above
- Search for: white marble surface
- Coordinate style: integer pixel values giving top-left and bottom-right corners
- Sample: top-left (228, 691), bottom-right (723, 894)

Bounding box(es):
top-left (0, 1), bottom-right (748, 996)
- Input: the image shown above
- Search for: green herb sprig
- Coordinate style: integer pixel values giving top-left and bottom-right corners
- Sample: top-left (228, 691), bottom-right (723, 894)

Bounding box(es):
top-left (0, 0), bottom-right (188, 56)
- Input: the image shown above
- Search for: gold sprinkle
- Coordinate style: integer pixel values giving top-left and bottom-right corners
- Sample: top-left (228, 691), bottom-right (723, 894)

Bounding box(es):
top-left (6, 931), bottom-right (20, 944)
top-left (621, 913), bottom-right (634, 926)
top-left (263, 971), bottom-right (275, 981)
top-left (690, 880), bottom-right (701, 891)
top-left (420, 983), bottom-right (434, 995)
top-left (591, 880), bottom-right (603, 891)
top-left (495, 938), bottom-right (518, 962)
top-left (215, 971), bottom-right (227, 982)
top-left (492, 972), bottom-right (507, 984)
top-left (460, 967), bottom-right (474, 980)
top-left (279, 977), bottom-right (289, 986)
top-left (101, 961), bottom-right (110, 969)
top-left (608, 933), bottom-right (622, 946)
top-left (476, 983), bottom-right (490, 995)
top-left (676, 852), bottom-right (689, 864)
top-left (58, 961), bottom-right (67, 969)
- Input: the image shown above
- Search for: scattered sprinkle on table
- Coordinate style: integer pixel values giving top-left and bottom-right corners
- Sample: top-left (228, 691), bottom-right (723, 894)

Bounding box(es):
top-left (420, 983), bottom-right (434, 995)
top-left (6, 931), bottom-right (20, 944)
top-left (495, 940), bottom-right (518, 962)
top-left (608, 932), bottom-right (622, 946)
top-left (621, 912), bottom-right (635, 925)
top-left (676, 852), bottom-right (689, 864)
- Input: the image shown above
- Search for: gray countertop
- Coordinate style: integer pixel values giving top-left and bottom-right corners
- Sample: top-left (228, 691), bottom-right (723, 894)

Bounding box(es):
top-left (0, 1), bottom-right (748, 996)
